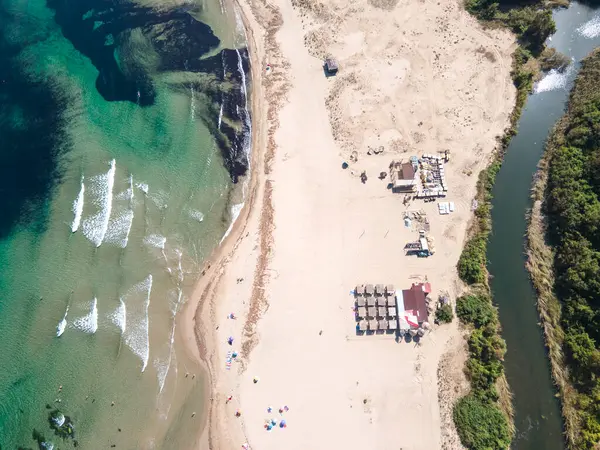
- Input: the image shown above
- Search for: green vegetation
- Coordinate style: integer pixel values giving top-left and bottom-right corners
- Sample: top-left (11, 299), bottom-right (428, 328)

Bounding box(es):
top-left (454, 1), bottom-right (575, 448)
top-left (452, 66), bottom-right (514, 450)
top-left (465, 1), bottom-right (555, 55)
top-left (435, 303), bottom-right (454, 323)
top-left (534, 48), bottom-right (600, 449)
top-left (456, 294), bottom-right (496, 328)
top-left (453, 394), bottom-right (512, 450)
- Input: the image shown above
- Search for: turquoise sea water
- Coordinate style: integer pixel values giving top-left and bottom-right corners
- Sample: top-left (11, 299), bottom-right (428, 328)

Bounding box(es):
top-left (0, 0), bottom-right (251, 447)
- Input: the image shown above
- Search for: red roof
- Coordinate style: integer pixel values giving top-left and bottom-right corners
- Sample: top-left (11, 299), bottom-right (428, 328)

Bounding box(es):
top-left (402, 287), bottom-right (429, 323)
top-left (412, 282), bottom-right (431, 294)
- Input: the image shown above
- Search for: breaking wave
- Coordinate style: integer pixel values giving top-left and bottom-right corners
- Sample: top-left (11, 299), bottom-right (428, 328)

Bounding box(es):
top-left (123, 275), bottom-right (152, 371)
top-left (72, 298), bottom-right (98, 334)
top-left (82, 159), bottom-right (116, 247)
top-left (71, 177), bottom-right (85, 233)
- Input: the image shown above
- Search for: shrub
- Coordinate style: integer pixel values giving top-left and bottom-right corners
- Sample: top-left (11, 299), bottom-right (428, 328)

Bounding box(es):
top-left (435, 303), bottom-right (454, 324)
top-left (456, 294), bottom-right (497, 328)
top-left (453, 395), bottom-right (511, 450)
top-left (457, 237), bottom-right (488, 285)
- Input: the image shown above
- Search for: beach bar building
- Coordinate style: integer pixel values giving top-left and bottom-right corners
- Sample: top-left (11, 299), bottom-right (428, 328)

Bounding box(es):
top-left (390, 160), bottom-right (417, 193)
top-left (395, 283), bottom-right (431, 331)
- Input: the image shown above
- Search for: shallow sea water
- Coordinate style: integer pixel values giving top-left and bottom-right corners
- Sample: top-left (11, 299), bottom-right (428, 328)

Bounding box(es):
top-left (0, 0), bottom-right (250, 447)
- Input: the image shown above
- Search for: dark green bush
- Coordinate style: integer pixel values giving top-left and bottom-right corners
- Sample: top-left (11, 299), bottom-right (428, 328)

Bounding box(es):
top-left (457, 237), bottom-right (487, 285)
top-left (435, 303), bottom-right (454, 324)
top-left (542, 49), bottom-right (600, 448)
top-left (453, 395), bottom-right (511, 450)
top-left (456, 294), bottom-right (497, 328)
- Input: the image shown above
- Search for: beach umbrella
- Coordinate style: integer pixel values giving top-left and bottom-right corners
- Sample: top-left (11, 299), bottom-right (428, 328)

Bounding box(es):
top-left (271, 419), bottom-right (277, 426)
top-left (267, 406), bottom-right (272, 413)
top-left (280, 420), bottom-right (287, 428)
top-left (253, 376), bottom-right (259, 384)
top-left (266, 424), bottom-right (273, 431)
top-left (242, 444), bottom-right (249, 450)
top-left (227, 337), bottom-right (234, 345)
top-left (232, 352), bottom-right (238, 358)
top-left (283, 405), bottom-right (289, 412)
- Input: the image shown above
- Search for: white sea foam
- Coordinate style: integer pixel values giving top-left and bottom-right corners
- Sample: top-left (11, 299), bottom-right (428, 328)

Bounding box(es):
top-left (221, 202), bottom-right (244, 243)
top-left (218, 100), bottom-right (223, 130)
top-left (129, 175), bottom-right (134, 202)
top-left (82, 159), bottom-right (116, 247)
top-left (52, 413), bottom-right (66, 427)
top-left (168, 287), bottom-right (184, 318)
top-left (534, 65), bottom-right (573, 93)
top-left (189, 209), bottom-right (204, 222)
top-left (104, 210), bottom-right (134, 248)
top-left (144, 234), bottom-right (166, 249)
top-left (71, 178), bottom-right (85, 233)
top-left (136, 182), bottom-right (149, 194)
top-left (110, 298), bottom-right (126, 334)
top-left (577, 15), bottom-right (600, 39)
top-left (124, 275), bottom-right (152, 371)
top-left (176, 251), bottom-right (184, 284)
top-left (56, 305), bottom-right (69, 337)
top-left (154, 323), bottom-right (176, 393)
top-left (190, 86), bottom-right (196, 120)
top-left (40, 442), bottom-right (54, 450)
top-left (72, 298), bottom-right (98, 334)
top-left (235, 47), bottom-right (253, 169)
top-left (149, 190), bottom-right (168, 210)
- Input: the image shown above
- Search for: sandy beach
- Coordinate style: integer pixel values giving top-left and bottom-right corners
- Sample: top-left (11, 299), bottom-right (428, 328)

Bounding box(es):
top-left (184, 0), bottom-right (517, 448)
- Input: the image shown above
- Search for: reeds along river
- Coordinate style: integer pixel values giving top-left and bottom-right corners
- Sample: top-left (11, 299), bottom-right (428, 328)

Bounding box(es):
top-left (486, 2), bottom-right (600, 449)
top-left (0, 0), bottom-right (251, 447)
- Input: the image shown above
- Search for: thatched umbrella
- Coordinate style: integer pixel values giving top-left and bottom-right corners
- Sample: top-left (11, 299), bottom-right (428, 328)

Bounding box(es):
top-left (385, 284), bottom-right (395, 296)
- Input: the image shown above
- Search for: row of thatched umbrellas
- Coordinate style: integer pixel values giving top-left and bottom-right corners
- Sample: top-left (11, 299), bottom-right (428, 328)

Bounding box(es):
top-left (355, 284), bottom-right (398, 332)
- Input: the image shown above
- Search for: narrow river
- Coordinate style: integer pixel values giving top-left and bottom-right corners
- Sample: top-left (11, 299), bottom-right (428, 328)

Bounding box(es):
top-left (487, 2), bottom-right (600, 449)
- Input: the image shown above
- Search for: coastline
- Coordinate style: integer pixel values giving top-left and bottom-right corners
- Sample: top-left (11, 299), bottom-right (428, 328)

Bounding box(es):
top-left (184, 0), bottom-right (518, 448)
top-left (178, 0), bottom-right (276, 444)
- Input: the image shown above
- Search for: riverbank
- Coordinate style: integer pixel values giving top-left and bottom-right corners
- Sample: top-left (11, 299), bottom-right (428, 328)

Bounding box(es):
top-left (527, 47), bottom-right (600, 450)
top-left (188, 0), bottom-right (517, 448)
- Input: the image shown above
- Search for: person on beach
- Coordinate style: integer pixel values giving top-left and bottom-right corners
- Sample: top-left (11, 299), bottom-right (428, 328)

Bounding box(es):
top-left (226, 395), bottom-right (233, 404)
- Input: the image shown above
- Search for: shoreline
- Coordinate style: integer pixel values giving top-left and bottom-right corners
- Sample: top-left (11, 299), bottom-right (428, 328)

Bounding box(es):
top-left (178, 0), bottom-right (276, 444)
top-left (185, 0), bottom-right (518, 448)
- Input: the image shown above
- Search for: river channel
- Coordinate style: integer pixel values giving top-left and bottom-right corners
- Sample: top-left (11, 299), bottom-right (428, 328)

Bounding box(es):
top-left (487, 2), bottom-right (600, 449)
